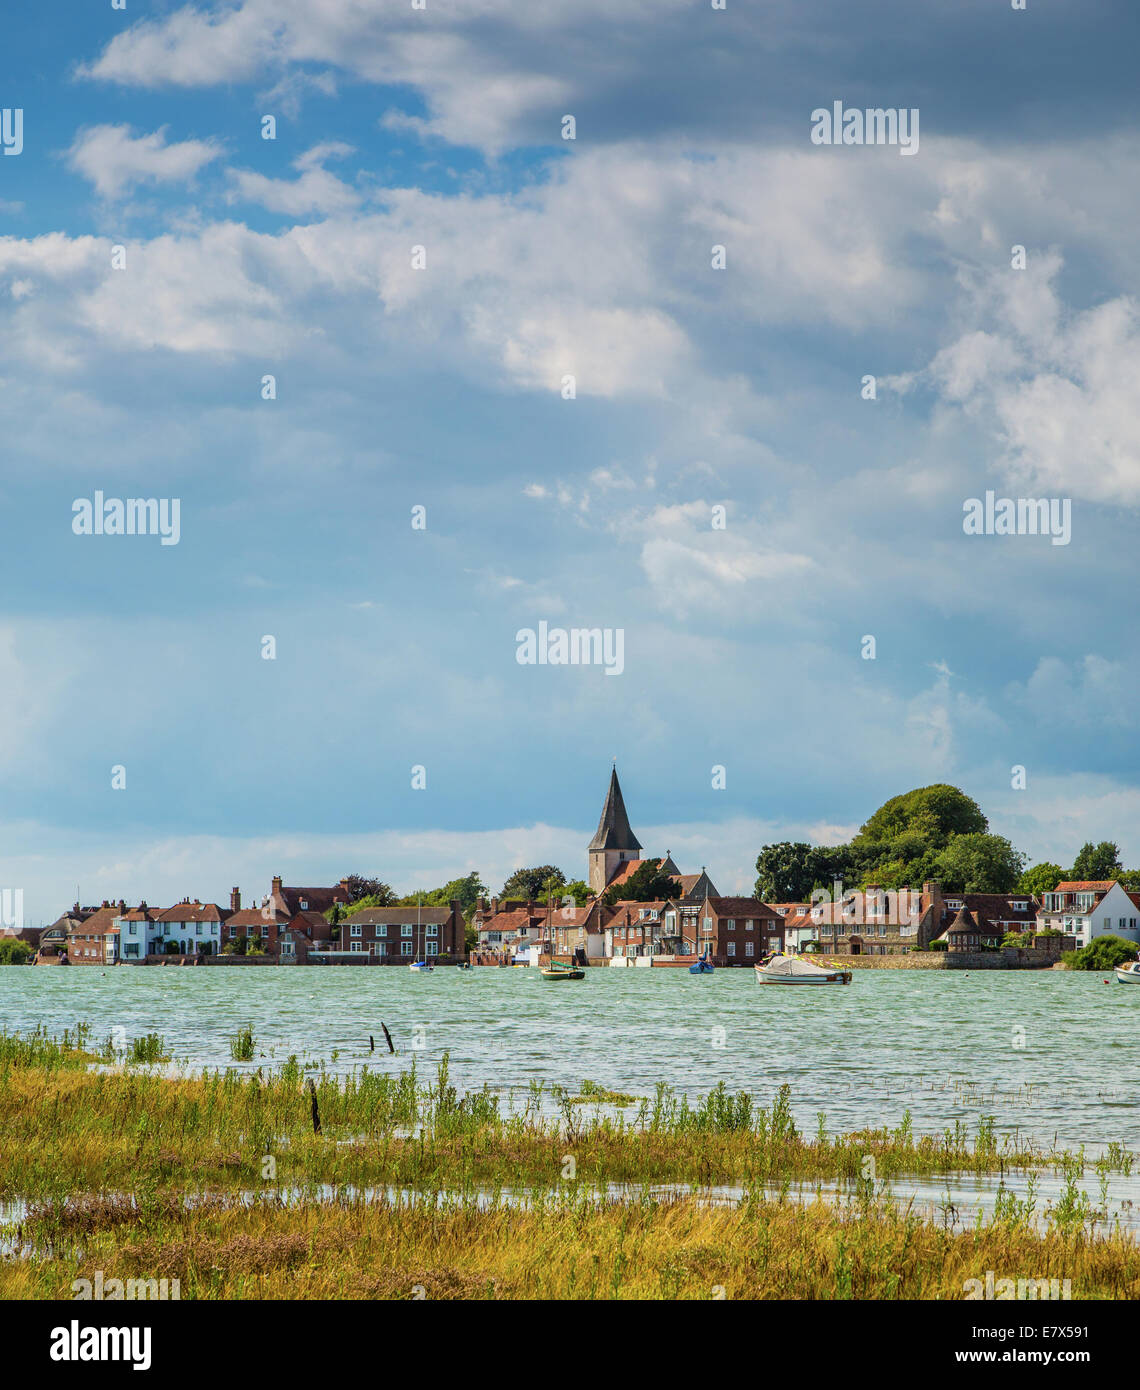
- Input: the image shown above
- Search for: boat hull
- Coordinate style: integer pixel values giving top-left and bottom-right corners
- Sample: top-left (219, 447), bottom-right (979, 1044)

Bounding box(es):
top-left (539, 968), bottom-right (585, 981)
top-left (1114, 964), bottom-right (1140, 984)
top-left (754, 964), bottom-right (852, 985)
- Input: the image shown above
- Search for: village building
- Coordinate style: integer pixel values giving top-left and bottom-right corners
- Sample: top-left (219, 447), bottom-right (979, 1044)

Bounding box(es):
top-left (808, 882), bottom-right (942, 955)
top-left (327, 902), bottom-right (466, 962)
top-left (1037, 881), bottom-right (1140, 949)
top-left (267, 876), bottom-right (353, 917)
top-left (934, 905), bottom-right (1004, 952)
top-left (66, 902), bottom-right (124, 965)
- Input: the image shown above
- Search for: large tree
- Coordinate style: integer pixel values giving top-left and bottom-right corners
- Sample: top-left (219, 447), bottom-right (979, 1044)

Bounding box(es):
top-left (1069, 841), bottom-right (1124, 882)
top-left (340, 875), bottom-right (396, 906)
top-left (854, 784), bottom-right (988, 850)
top-left (500, 865), bottom-right (566, 901)
top-left (753, 842), bottom-right (817, 901)
top-left (398, 871), bottom-right (487, 916)
top-left (1018, 862), bottom-right (1065, 898)
top-left (934, 833), bottom-right (1025, 893)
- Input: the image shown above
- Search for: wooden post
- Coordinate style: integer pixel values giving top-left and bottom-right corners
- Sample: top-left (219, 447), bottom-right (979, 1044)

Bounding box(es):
top-left (380, 1022), bottom-right (395, 1054)
top-left (307, 1078), bottom-right (321, 1135)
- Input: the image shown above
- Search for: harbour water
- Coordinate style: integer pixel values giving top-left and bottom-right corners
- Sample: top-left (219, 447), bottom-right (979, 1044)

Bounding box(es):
top-left (2, 965), bottom-right (1135, 1149)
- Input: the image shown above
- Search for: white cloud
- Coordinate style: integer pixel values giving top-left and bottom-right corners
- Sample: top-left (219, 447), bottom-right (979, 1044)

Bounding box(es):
top-left (67, 124), bottom-right (222, 200)
top-left (228, 143), bottom-right (360, 216)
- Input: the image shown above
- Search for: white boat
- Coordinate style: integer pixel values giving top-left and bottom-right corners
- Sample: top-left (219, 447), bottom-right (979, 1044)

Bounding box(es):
top-left (408, 960), bottom-right (433, 973)
top-left (1114, 960), bottom-right (1140, 984)
top-left (754, 953), bottom-right (852, 985)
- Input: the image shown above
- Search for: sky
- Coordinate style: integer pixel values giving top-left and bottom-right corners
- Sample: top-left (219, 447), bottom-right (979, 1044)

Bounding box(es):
top-left (2, 0), bottom-right (1140, 923)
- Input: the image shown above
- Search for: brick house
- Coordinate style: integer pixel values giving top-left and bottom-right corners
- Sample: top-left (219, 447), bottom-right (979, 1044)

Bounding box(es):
top-left (222, 903), bottom-right (291, 953)
top-left (333, 901), bottom-right (467, 962)
top-left (808, 881), bottom-right (943, 955)
top-left (473, 899), bottom-right (549, 959)
top-left (694, 895), bottom-right (785, 964)
top-left (66, 902), bottom-right (123, 965)
top-left (275, 911), bottom-right (334, 963)
top-left (268, 876), bottom-right (353, 917)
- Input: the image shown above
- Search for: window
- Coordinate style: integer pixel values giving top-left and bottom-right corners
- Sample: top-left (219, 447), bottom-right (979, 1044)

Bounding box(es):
top-left (351, 942), bottom-right (362, 953)
top-left (196, 923), bottom-right (202, 935)
top-left (261, 923), bottom-right (269, 937)
top-left (727, 942), bottom-right (736, 956)
top-left (351, 924), bottom-right (362, 938)
top-left (427, 941), bottom-right (438, 956)
top-left (745, 920), bottom-right (754, 930)
top-left (300, 899), bottom-right (308, 910)
top-left (374, 941), bottom-right (386, 956)
top-left (376, 924), bottom-right (387, 938)
top-left (726, 919), bottom-right (735, 930)
top-left (401, 941), bottom-right (413, 956)
top-left (745, 942), bottom-right (754, 957)
top-left (427, 923), bottom-right (438, 937)
top-left (402, 924), bottom-right (413, 937)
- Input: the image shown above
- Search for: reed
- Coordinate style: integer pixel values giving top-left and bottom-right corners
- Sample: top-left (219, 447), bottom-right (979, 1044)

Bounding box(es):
top-left (0, 1028), bottom-right (1131, 1207)
top-left (4, 1185), bottom-right (1139, 1301)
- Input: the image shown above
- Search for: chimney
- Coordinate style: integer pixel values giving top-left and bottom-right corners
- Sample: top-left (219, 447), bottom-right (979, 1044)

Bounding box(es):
top-left (271, 875), bottom-right (283, 897)
top-left (230, 887), bottom-right (241, 913)
top-left (490, 897), bottom-right (499, 915)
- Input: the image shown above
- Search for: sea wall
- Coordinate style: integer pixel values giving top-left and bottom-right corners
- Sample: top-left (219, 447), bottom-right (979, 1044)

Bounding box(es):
top-left (840, 949), bottom-right (1058, 970)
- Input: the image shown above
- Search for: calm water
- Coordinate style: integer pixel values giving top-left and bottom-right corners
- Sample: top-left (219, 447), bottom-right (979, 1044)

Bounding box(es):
top-left (2, 966), bottom-right (1136, 1148)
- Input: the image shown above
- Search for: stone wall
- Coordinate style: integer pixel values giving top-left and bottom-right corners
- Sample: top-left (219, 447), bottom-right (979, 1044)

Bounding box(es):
top-left (839, 948), bottom-right (1058, 970)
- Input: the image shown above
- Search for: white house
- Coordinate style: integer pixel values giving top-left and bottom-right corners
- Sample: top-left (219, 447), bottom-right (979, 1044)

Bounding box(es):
top-left (1037, 880), bottom-right (1140, 949)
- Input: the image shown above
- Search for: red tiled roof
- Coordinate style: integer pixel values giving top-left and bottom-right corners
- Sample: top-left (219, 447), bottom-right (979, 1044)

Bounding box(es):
top-left (707, 897), bottom-right (783, 919)
top-left (1054, 881), bottom-right (1117, 893)
top-left (155, 902), bottom-right (225, 922)
top-left (67, 906), bottom-right (120, 937)
top-left (226, 907), bottom-right (289, 928)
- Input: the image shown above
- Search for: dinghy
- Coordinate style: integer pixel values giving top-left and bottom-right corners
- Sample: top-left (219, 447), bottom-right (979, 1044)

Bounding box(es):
top-left (1114, 960), bottom-right (1140, 984)
top-left (539, 959), bottom-right (585, 981)
top-left (688, 948), bottom-right (714, 974)
top-left (754, 952), bottom-right (851, 986)
top-left (408, 960), bottom-right (434, 973)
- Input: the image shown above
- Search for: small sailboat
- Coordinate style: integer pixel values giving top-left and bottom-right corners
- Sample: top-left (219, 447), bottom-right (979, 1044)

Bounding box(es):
top-left (688, 947), bottom-right (714, 974)
top-left (539, 959), bottom-right (585, 981)
top-left (1114, 959), bottom-right (1140, 984)
top-left (537, 887), bottom-right (584, 978)
top-left (408, 899), bottom-right (434, 971)
top-left (754, 951), bottom-right (851, 985)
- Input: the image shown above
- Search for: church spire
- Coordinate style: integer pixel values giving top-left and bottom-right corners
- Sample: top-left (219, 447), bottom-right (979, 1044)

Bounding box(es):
top-left (588, 766), bottom-right (642, 852)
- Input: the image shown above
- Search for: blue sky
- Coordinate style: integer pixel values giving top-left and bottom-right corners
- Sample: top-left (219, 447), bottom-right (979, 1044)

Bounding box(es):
top-left (2, 0), bottom-right (1140, 922)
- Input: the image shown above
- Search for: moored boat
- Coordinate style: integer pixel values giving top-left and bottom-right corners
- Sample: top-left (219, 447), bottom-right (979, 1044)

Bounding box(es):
top-left (754, 952), bottom-right (852, 985)
top-left (1114, 960), bottom-right (1140, 984)
top-left (408, 960), bottom-right (434, 973)
top-left (688, 948), bottom-right (714, 975)
top-left (539, 960), bottom-right (585, 981)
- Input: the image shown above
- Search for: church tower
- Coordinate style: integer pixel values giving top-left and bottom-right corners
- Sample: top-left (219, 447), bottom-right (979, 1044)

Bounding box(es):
top-left (588, 766), bottom-right (642, 895)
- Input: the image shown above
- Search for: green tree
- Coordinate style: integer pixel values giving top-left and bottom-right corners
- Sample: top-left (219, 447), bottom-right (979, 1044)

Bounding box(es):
top-left (0, 937), bottom-right (32, 964)
top-left (854, 785), bottom-right (988, 850)
top-left (1018, 862), bottom-right (1065, 898)
top-left (602, 858), bottom-right (681, 906)
top-left (340, 875), bottom-right (396, 905)
top-left (546, 878), bottom-right (591, 907)
top-left (1064, 935), bottom-right (1138, 971)
top-left (753, 843), bottom-right (819, 901)
top-left (501, 866), bottom-right (566, 901)
top-left (1069, 841), bottom-right (1123, 882)
top-left (398, 871), bottom-right (487, 917)
top-left (934, 833), bottom-right (1025, 893)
